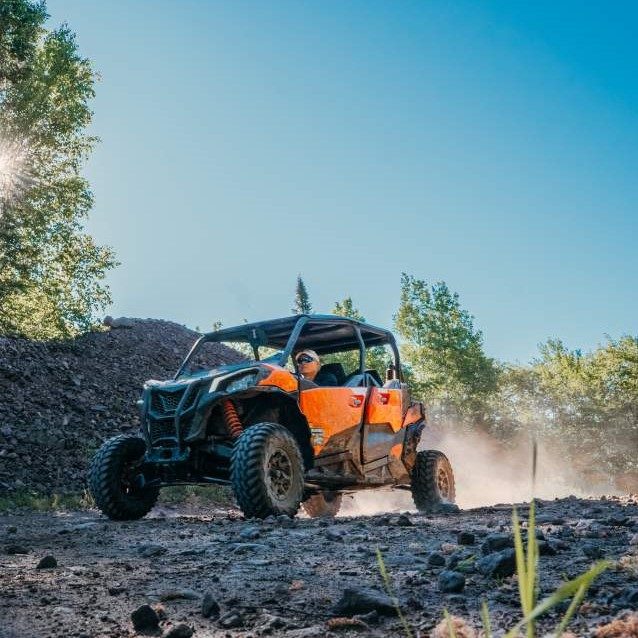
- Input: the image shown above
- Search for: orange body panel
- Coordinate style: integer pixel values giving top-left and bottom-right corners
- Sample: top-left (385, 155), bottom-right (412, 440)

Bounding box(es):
top-left (364, 388), bottom-right (404, 432)
top-left (300, 387), bottom-right (367, 455)
top-left (402, 403), bottom-right (424, 428)
top-left (390, 443), bottom-right (403, 459)
top-left (257, 366), bottom-right (298, 393)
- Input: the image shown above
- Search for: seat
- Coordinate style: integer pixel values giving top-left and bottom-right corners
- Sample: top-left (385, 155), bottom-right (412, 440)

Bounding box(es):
top-left (317, 362), bottom-right (346, 386)
top-left (343, 372), bottom-right (366, 387)
top-left (365, 369), bottom-right (383, 387)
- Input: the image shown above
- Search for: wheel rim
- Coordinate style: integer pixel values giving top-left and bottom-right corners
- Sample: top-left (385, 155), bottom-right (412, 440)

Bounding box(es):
top-left (437, 467), bottom-right (451, 499)
top-left (266, 449), bottom-right (293, 500)
top-left (120, 459), bottom-right (143, 496)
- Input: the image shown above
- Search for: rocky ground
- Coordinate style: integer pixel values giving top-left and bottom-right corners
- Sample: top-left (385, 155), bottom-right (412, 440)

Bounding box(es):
top-left (1, 495), bottom-right (637, 638)
top-left (0, 319), bottom-right (242, 495)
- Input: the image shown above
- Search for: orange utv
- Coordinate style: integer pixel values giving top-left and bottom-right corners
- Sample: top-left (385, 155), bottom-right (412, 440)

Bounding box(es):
top-left (89, 315), bottom-right (456, 519)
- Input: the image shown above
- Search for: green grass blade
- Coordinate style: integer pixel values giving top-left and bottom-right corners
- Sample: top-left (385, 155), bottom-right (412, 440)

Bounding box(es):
top-left (376, 548), bottom-right (414, 638)
top-left (443, 609), bottom-right (458, 638)
top-left (526, 500), bottom-right (538, 638)
top-left (480, 600), bottom-right (493, 638)
top-left (503, 561), bottom-right (610, 638)
top-left (554, 582), bottom-right (587, 638)
top-left (512, 508), bottom-right (529, 613)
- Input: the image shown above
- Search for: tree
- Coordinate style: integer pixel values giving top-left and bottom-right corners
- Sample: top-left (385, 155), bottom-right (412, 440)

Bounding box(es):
top-left (394, 273), bottom-right (499, 421)
top-left (0, 0), bottom-right (116, 339)
top-left (483, 335), bottom-right (638, 485)
top-left (333, 297), bottom-right (364, 322)
top-left (291, 275), bottom-right (312, 314)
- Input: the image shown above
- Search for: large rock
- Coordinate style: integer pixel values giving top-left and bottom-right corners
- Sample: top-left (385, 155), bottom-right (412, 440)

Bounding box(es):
top-left (481, 533), bottom-right (513, 555)
top-left (131, 604), bottom-right (159, 632)
top-left (36, 555), bottom-right (57, 569)
top-left (201, 591), bottom-right (220, 618)
top-left (103, 316), bottom-right (135, 329)
top-left (476, 548), bottom-right (516, 578)
top-left (438, 570), bottom-right (466, 593)
top-left (333, 587), bottom-right (398, 617)
top-left (428, 552), bottom-right (446, 567)
top-left (457, 531), bottom-right (476, 545)
top-left (164, 624), bottom-right (194, 638)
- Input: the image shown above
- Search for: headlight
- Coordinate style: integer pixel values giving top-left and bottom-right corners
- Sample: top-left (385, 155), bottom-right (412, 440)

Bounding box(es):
top-left (224, 372), bottom-right (258, 393)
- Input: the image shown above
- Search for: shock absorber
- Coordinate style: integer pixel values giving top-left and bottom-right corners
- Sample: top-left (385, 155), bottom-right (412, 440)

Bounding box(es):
top-left (222, 400), bottom-right (243, 440)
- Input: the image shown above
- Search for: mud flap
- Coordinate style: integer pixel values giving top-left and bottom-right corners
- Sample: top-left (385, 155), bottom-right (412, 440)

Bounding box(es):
top-left (402, 420), bottom-right (425, 475)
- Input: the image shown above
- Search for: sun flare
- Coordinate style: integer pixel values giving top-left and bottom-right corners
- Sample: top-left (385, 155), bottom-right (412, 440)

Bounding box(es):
top-left (0, 138), bottom-right (31, 207)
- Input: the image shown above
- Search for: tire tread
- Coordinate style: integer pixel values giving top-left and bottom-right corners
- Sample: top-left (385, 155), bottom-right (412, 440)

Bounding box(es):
top-left (231, 422), bottom-right (303, 519)
top-left (410, 449), bottom-right (456, 512)
top-left (88, 435), bottom-right (159, 521)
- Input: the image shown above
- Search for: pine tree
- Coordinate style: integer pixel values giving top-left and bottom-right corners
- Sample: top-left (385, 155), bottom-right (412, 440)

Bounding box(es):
top-left (292, 275), bottom-right (312, 314)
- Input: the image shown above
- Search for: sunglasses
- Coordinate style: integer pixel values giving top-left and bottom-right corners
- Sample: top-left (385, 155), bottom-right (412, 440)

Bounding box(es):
top-left (296, 355), bottom-right (315, 364)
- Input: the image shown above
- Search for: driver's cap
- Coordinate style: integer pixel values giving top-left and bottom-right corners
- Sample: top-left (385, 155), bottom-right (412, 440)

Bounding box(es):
top-left (295, 349), bottom-right (320, 363)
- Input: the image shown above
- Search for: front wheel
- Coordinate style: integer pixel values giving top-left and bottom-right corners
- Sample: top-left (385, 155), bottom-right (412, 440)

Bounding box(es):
top-left (302, 491), bottom-right (342, 518)
top-left (88, 435), bottom-right (159, 521)
top-left (410, 450), bottom-right (455, 512)
top-left (231, 422), bottom-right (305, 519)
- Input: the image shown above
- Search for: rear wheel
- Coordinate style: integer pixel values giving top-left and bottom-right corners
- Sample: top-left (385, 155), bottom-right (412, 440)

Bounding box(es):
top-left (302, 491), bottom-right (342, 518)
top-left (410, 450), bottom-right (455, 512)
top-left (231, 422), bottom-right (305, 518)
top-left (88, 435), bottom-right (159, 520)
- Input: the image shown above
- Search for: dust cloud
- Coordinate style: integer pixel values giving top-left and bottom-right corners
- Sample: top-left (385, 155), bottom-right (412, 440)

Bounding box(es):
top-left (423, 427), bottom-right (620, 509)
top-left (337, 426), bottom-right (622, 517)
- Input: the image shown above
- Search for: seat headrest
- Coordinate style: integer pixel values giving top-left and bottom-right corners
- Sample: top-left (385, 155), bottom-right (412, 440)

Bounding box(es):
top-left (319, 362), bottom-right (346, 385)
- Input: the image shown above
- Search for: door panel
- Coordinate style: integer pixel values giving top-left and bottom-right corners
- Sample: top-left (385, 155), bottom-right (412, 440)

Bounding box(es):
top-left (300, 387), bottom-right (367, 456)
top-left (364, 388), bottom-right (404, 431)
top-left (361, 388), bottom-right (405, 463)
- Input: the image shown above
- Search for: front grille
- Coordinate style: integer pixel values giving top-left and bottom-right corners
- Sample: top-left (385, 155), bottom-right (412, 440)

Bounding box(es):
top-left (149, 418), bottom-right (176, 443)
top-left (151, 389), bottom-right (186, 415)
top-left (182, 388), bottom-right (199, 411)
top-left (146, 385), bottom-right (199, 446)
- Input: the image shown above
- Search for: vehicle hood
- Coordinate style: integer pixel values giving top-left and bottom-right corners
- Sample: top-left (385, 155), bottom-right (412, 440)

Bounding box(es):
top-left (144, 361), bottom-right (263, 389)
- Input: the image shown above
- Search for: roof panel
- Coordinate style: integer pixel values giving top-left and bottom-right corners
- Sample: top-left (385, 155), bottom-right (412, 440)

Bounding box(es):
top-left (205, 314), bottom-right (393, 351)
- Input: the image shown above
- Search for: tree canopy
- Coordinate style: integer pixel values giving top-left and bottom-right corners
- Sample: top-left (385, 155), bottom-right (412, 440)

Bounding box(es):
top-left (0, 0), bottom-right (116, 339)
top-left (394, 273), bottom-right (499, 421)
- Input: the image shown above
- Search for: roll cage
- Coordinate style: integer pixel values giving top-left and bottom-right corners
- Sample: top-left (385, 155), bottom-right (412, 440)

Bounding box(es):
top-left (175, 314), bottom-right (403, 382)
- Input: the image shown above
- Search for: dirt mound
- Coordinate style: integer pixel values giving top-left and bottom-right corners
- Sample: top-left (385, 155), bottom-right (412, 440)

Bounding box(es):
top-left (0, 319), bottom-right (243, 495)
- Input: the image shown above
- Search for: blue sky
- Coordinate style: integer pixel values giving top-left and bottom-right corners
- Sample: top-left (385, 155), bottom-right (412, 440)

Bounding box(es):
top-left (47, 1), bottom-right (638, 363)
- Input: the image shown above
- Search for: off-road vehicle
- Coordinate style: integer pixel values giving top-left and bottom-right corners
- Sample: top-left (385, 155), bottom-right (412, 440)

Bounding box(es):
top-left (88, 314), bottom-right (456, 519)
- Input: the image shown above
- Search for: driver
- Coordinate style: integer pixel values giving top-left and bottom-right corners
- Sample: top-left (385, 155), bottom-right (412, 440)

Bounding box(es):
top-left (295, 349), bottom-right (338, 387)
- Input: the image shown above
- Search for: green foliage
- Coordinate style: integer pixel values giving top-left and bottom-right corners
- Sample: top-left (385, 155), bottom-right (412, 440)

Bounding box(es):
top-left (0, 485), bottom-right (232, 512)
top-left (0, 1), bottom-right (116, 339)
top-left (333, 296), bottom-right (364, 321)
top-left (0, 0), bottom-right (47, 86)
top-left (0, 488), bottom-right (93, 512)
top-left (292, 274), bottom-right (312, 314)
top-left (330, 296), bottom-right (392, 376)
top-left (394, 273), bottom-right (499, 421)
top-left (490, 337), bottom-right (638, 477)
top-left (158, 484), bottom-right (233, 506)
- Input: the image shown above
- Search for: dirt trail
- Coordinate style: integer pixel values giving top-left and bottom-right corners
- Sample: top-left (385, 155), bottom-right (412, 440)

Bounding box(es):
top-left (1, 496), bottom-right (637, 638)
